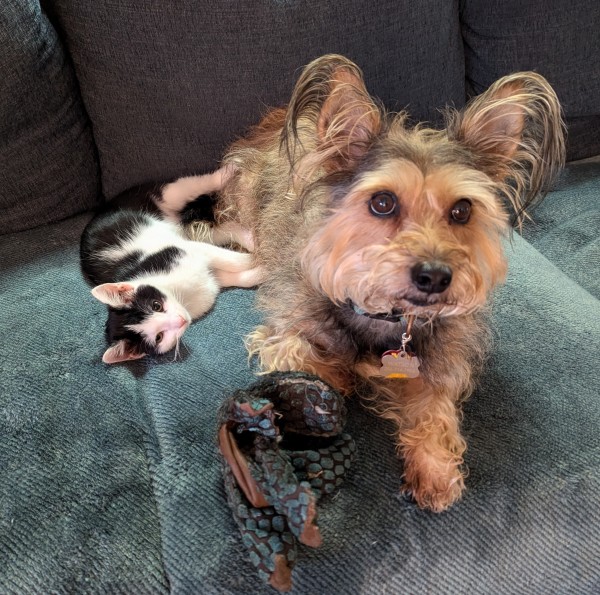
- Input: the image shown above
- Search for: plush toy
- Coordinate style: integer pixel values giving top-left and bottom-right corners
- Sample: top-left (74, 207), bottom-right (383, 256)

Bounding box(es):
top-left (218, 372), bottom-right (356, 591)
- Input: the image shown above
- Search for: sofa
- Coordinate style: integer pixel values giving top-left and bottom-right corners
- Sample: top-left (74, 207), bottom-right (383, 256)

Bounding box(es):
top-left (1, 1), bottom-right (599, 593)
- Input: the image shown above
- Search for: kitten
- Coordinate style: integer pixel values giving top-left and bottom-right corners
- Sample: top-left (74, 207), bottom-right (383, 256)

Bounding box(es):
top-left (80, 167), bottom-right (262, 364)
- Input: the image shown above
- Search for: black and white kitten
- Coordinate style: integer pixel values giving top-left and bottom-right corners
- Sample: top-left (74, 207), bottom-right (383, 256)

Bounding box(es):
top-left (80, 167), bottom-right (262, 364)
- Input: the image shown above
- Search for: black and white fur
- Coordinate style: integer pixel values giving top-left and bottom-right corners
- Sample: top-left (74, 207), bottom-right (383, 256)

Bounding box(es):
top-left (80, 167), bottom-right (262, 364)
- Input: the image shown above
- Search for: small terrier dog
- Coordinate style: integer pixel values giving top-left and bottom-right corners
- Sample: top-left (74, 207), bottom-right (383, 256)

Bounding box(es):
top-left (216, 55), bottom-right (565, 512)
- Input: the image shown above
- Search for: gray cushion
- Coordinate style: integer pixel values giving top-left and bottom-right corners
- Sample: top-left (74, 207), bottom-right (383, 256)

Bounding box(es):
top-left (46, 0), bottom-right (465, 199)
top-left (0, 0), bottom-right (100, 234)
top-left (522, 162), bottom-right (600, 298)
top-left (1, 162), bottom-right (599, 592)
top-left (461, 0), bottom-right (600, 161)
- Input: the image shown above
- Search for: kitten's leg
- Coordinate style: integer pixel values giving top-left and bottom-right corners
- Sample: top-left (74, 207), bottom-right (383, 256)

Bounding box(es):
top-left (210, 221), bottom-right (255, 252)
top-left (215, 267), bottom-right (265, 288)
top-left (157, 165), bottom-right (234, 221)
top-left (209, 239), bottom-right (265, 287)
top-left (190, 242), bottom-right (259, 275)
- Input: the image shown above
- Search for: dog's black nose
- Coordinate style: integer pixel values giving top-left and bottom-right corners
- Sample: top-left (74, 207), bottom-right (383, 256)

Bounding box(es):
top-left (411, 262), bottom-right (453, 294)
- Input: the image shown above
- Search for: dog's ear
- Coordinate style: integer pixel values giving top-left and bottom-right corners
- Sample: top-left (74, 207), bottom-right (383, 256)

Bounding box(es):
top-left (448, 72), bottom-right (566, 225)
top-left (316, 66), bottom-right (381, 170)
top-left (284, 54), bottom-right (381, 173)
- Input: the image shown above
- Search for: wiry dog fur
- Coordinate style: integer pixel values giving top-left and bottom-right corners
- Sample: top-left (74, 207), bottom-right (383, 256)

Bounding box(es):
top-left (216, 55), bottom-right (565, 512)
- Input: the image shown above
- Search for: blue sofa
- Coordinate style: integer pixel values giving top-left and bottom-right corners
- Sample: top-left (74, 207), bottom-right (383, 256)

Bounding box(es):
top-left (1, 1), bottom-right (599, 593)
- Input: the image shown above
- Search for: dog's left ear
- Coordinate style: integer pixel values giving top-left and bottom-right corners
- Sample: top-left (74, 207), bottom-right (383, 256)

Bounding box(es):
top-left (448, 72), bottom-right (566, 224)
top-left (284, 54), bottom-right (381, 173)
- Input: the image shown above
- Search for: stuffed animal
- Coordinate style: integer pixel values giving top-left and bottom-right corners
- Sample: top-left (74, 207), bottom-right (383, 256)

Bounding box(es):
top-left (218, 372), bottom-right (356, 591)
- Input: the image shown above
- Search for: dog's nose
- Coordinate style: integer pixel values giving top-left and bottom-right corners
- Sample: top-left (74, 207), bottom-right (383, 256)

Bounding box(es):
top-left (411, 262), bottom-right (453, 294)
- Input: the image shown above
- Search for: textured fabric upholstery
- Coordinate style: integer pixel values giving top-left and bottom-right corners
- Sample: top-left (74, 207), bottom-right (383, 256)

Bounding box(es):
top-left (461, 0), bottom-right (600, 161)
top-left (45, 0), bottom-right (465, 200)
top-left (2, 2), bottom-right (599, 592)
top-left (1, 163), bottom-right (598, 593)
top-left (0, 0), bottom-right (100, 234)
top-left (521, 163), bottom-right (600, 299)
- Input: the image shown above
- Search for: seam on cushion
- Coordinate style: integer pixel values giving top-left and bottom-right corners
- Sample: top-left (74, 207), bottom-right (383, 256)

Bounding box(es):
top-left (136, 380), bottom-right (173, 594)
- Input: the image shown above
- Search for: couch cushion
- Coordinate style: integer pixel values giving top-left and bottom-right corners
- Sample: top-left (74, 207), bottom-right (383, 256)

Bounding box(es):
top-left (1, 164), bottom-right (599, 592)
top-left (522, 161), bottom-right (600, 299)
top-left (0, 214), bottom-right (168, 591)
top-left (461, 0), bottom-right (600, 161)
top-left (46, 0), bottom-right (465, 199)
top-left (0, 0), bottom-right (101, 235)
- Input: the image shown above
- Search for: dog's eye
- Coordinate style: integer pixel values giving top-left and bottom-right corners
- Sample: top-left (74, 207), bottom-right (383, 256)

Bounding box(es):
top-left (369, 191), bottom-right (398, 217)
top-left (152, 300), bottom-right (163, 312)
top-left (450, 199), bottom-right (472, 224)
top-left (155, 332), bottom-right (164, 344)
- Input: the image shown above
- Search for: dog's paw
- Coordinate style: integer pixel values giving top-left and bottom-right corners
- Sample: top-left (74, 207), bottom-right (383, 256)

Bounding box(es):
top-left (401, 465), bottom-right (465, 513)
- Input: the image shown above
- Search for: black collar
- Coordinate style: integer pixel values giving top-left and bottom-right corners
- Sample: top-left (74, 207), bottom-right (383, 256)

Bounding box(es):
top-left (346, 300), bottom-right (405, 323)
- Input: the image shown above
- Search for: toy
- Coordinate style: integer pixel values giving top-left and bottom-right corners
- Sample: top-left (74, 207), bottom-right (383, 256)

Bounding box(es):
top-left (218, 372), bottom-right (356, 591)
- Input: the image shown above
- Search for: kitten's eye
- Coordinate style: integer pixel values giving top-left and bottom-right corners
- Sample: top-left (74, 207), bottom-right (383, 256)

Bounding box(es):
top-left (369, 191), bottom-right (398, 217)
top-left (155, 332), bottom-right (164, 344)
top-left (152, 300), bottom-right (163, 312)
top-left (450, 199), bottom-right (472, 224)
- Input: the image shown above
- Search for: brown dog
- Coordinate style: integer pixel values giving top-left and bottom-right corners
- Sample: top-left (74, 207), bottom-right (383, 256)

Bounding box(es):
top-left (216, 55), bottom-right (565, 512)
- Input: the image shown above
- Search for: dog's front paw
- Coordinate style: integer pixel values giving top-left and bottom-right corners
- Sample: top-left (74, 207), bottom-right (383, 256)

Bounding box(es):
top-left (401, 461), bottom-right (465, 513)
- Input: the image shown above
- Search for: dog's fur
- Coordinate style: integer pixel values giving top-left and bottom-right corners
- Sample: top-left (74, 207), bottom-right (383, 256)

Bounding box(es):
top-left (216, 55), bottom-right (565, 512)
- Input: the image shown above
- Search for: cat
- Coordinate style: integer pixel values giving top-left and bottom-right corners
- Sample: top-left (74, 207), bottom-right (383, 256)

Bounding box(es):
top-left (80, 167), bottom-right (262, 364)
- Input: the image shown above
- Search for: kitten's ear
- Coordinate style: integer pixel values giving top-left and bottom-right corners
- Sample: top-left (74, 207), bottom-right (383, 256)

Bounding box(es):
top-left (102, 341), bottom-right (145, 365)
top-left (447, 71), bottom-right (565, 224)
top-left (92, 283), bottom-right (135, 307)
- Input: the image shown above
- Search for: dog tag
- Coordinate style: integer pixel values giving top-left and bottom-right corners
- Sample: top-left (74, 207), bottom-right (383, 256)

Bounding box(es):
top-left (380, 349), bottom-right (421, 379)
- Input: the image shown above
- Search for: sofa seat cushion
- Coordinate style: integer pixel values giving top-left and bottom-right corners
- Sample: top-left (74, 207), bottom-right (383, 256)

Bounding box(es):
top-left (0, 164), bottom-right (598, 592)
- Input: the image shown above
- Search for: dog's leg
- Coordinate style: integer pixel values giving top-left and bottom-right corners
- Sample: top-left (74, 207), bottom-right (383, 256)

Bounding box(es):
top-left (376, 376), bottom-right (467, 512)
top-left (247, 325), bottom-right (355, 394)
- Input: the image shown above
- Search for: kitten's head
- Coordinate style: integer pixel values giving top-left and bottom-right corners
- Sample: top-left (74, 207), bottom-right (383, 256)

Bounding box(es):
top-left (91, 282), bottom-right (191, 364)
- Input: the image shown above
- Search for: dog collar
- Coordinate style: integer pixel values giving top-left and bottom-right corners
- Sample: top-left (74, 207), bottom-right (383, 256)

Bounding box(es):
top-left (346, 300), bottom-right (422, 379)
top-left (348, 300), bottom-right (405, 323)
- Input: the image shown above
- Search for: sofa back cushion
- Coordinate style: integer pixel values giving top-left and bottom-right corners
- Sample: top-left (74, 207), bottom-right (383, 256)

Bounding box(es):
top-left (0, 0), bottom-right (101, 235)
top-left (46, 0), bottom-right (465, 199)
top-left (462, 0), bottom-right (600, 161)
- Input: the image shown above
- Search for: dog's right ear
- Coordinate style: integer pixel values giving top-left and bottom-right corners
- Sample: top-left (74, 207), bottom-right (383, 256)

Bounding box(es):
top-left (284, 54), bottom-right (381, 172)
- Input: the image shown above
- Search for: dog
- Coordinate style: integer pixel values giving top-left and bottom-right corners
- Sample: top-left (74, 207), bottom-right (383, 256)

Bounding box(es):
top-left (215, 54), bottom-right (565, 512)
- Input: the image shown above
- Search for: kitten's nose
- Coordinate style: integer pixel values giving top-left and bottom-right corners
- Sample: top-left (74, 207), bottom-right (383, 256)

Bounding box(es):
top-left (177, 315), bottom-right (188, 329)
top-left (411, 262), bottom-right (453, 294)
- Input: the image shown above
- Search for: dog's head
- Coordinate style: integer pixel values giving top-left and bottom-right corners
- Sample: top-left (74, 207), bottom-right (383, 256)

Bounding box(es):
top-left (291, 55), bottom-right (565, 319)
